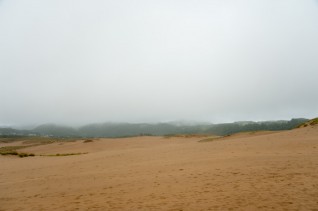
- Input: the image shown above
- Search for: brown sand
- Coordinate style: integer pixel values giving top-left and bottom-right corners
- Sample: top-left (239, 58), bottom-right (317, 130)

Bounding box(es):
top-left (1, 126), bottom-right (318, 210)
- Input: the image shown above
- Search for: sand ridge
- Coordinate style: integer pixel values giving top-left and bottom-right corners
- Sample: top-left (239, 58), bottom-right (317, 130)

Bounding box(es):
top-left (1, 126), bottom-right (318, 210)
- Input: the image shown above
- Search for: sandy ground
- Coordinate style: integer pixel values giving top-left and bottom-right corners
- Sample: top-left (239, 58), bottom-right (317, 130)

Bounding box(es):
top-left (1, 126), bottom-right (318, 211)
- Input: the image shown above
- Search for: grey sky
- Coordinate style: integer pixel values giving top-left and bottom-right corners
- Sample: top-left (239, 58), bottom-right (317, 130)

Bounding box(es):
top-left (1, 0), bottom-right (318, 126)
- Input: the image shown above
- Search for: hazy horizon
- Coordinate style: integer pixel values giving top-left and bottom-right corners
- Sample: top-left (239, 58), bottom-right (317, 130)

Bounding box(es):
top-left (1, 116), bottom-right (313, 130)
top-left (0, 114), bottom-right (314, 129)
top-left (1, 0), bottom-right (318, 127)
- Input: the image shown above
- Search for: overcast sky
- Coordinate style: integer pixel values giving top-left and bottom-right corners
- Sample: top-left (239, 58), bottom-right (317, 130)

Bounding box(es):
top-left (1, 0), bottom-right (318, 127)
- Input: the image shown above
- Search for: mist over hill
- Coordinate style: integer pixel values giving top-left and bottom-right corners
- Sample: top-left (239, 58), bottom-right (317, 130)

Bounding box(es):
top-left (0, 118), bottom-right (308, 138)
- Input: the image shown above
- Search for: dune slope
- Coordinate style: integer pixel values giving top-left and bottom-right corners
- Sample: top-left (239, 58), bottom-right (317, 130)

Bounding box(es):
top-left (1, 126), bottom-right (318, 210)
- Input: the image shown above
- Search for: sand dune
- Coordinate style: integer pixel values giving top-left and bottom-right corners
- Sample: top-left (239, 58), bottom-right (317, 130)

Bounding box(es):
top-left (1, 126), bottom-right (318, 210)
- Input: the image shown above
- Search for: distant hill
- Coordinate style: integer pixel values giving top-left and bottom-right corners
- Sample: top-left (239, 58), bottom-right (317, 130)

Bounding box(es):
top-left (297, 118), bottom-right (318, 128)
top-left (33, 124), bottom-right (79, 137)
top-left (78, 122), bottom-right (210, 137)
top-left (204, 118), bottom-right (309, 136)
top-left (0, 128), bottom-right (38, 137)
top-left (0, 118), bottom-right (309, 138)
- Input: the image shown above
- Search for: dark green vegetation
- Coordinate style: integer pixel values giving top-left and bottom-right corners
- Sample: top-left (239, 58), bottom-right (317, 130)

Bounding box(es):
top-left (0, 136), bottom-right (80, 144)
top-left (42, 152), bottom-right (88, 156)
top-left (83, 139), bottom-right (93, 143)
top-left (0, 143), bottom-right (86, 157)
top-left (0, 146), bottom-right (35, 157)
top-left (164, 134), bottom-right (211, 138)
top-left (198, 137), bottom-right (221, 143)
top-left (0, 146), bottom-right (21, 155)
top-left (0, 118), bottom-right (309, 138)
top-left (297, 118), bottom-right (318, 128)
top-left (18, 153), bottom-right (35, 157)
top-left (0, 136), bottom-right (80, 157)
